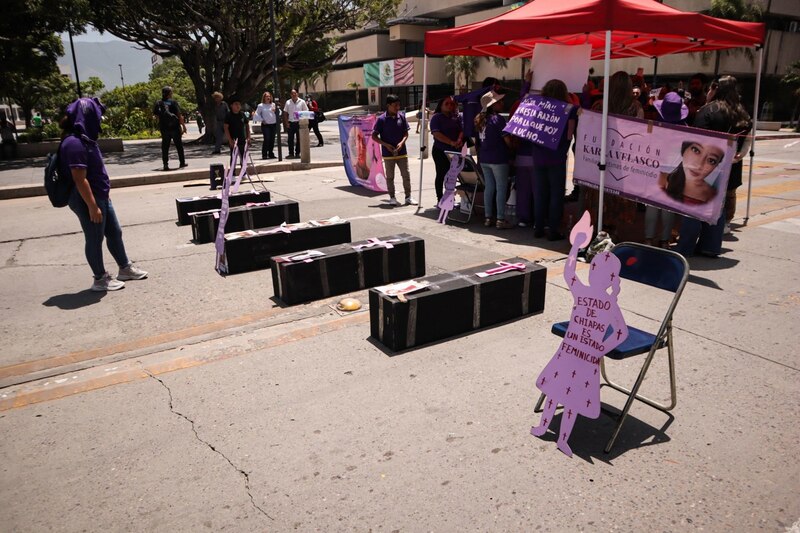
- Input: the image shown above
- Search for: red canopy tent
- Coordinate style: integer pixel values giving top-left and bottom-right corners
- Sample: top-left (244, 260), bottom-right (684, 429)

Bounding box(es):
top-left (416, 0), bottom-right (766, 226)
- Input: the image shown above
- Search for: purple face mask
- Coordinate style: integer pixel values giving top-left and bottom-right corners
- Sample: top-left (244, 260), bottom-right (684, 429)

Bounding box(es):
top-left (66, 97), bottom-right (106, 141)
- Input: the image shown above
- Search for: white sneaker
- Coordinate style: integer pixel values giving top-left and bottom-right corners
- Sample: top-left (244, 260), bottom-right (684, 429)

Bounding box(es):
top-left (92, 272), bottom-right (125, 292)
top-left (405, 196), bottom-right (418, 206)
top-left (723, 223), bottom-right (731, 235)
top-left (388, 197), bottom-right (400, 207)
top-left (117, 263), bottom-right (148, 281)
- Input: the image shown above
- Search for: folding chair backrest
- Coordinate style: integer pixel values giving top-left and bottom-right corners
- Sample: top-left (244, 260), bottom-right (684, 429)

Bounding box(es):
top-left (612, 243), bottom-right (689, 295)
top-left (445, 151), bottom-right (485, 187)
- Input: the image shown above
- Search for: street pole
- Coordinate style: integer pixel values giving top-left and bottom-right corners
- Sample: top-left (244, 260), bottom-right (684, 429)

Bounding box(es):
top-left (68, 29), bottom-right (82, 98)
top-left (118, 64), bottom-right (125, 89)
top-left (270, 0), bottom-right (283, 162)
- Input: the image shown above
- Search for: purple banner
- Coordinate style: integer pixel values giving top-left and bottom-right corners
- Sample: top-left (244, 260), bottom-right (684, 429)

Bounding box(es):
top-left (338, 114), bottom-right (388, 193)
top-left (505, 95), bottom-right (573, 150)
top-left (574, 110), bottom-right (737, 224)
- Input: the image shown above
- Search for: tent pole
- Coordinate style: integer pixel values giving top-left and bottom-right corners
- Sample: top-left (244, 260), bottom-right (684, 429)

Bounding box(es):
top-left (417, 54), bottom-right (429, 212)
top-left (597, 30), bottom-right (612, 232)
top-left (744, 46), bottom-right (763, 226)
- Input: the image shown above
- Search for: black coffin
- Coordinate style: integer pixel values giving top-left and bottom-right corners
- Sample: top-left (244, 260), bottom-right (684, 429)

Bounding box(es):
top-left (191, 200), bottom-right (300, 243)
top-left (369, 258), bottom-right (546, 351)
top-left (219, 219), bottom-right (352, 275)
top-left (270, 234), bottom-right (426, 305)
top-left (175, 190), bottom-right (271, 225)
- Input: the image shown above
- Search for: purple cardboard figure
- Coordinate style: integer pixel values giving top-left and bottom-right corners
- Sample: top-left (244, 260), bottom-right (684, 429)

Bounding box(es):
top-left (531, 210), bottom-right (629, 457)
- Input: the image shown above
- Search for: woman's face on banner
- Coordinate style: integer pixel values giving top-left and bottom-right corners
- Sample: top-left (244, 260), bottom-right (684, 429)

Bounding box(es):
top-left (682, 142), bottom-right (724, 182)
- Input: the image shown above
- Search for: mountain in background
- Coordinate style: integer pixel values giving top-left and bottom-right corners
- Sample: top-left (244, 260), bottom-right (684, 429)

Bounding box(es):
top-left (58, 39), bottom-right (155, 91)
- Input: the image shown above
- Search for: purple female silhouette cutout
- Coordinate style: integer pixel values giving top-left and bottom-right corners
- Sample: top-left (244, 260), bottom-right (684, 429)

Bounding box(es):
top-left (531, 211), bottom-right (629, 457)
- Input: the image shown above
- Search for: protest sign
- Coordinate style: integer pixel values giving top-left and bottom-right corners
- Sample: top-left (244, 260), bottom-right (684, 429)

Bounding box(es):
top-left (530, 44), bottom-right (591, 93)
top-left (338, 115), bottom-right (388, 193)
top-left (504, 95), bottom-right (573, 150)
top-left (574, 110), bottom-right (737, 224)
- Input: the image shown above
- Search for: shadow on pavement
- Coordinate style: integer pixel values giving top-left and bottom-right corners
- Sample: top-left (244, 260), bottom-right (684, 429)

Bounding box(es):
top-left (42, 290), bottom-right (106, 310)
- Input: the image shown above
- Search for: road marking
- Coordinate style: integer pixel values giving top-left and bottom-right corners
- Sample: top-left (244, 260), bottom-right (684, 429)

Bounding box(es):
top-left (784, 140), bottom-right (799, 149)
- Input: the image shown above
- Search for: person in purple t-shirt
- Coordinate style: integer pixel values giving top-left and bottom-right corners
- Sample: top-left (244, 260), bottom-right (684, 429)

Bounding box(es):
top-left (372, 94), bottom-right (417, 206)
top-left (59, 98), bottom-right (148, 292)
top-left (429, 96), bottom-right (463, 202)
top-left (475, 90), bottom-right (514, 229)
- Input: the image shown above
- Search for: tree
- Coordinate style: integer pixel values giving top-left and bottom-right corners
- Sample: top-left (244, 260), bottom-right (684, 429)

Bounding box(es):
top-left (781, 60), bottom-right (800, 129)
top-left (702, 0), bottom-right (764, 76)
top-left (88, 0), bottom-right (399, 141)
top-left (445, 56), bottom-right (480, 93)
top-left (347, 82), bottom-right (361, 104)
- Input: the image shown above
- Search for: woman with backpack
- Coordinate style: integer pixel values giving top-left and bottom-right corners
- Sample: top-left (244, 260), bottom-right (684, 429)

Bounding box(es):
top-left (59, 97), bottom-right (148, 291)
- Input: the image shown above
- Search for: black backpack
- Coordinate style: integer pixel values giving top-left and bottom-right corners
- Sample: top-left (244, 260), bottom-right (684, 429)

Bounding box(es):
top-left (44, 136), bottom-right (75, 207)
top-left (157, 100), bottom-right (180, 129)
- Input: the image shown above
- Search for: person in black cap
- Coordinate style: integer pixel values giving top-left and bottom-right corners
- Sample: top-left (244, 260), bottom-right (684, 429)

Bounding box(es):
top-left (153, 86), bottom-right (187, 171)
top-left (224, 98), bottom-right (251, 170)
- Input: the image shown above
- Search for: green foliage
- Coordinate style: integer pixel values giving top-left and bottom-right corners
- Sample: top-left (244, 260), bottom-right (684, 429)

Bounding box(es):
top-left (42, 122), bottom-right (62, 139)
top-left (781, 60), bottom-right (800, 88)
top-left (17, 129), bottom-right (44, 143)
top-left (445, 56), bottom-right (480, 90)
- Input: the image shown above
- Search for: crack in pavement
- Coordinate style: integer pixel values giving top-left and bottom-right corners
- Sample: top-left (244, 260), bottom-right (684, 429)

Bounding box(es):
top-left (4, 241), bottom-right (23, 267)
top-left (143, 369), bottom-right (275, 522)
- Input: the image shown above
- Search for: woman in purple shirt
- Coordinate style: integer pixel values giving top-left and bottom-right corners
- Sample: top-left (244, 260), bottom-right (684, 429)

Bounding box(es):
top-left (429, 96), bottom-right (463, 202)
top-left (59, 98), bottom-right (148, 291)
top-left (475, 90), bottom-right (514, 229)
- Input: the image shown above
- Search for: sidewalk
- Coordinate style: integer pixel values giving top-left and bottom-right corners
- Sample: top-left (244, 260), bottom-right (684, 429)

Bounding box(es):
top-left (0, 121), bottom-right (348, 199)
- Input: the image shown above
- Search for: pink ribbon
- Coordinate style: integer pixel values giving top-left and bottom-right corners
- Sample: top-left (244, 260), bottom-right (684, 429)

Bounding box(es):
top-left (352, 237), bottom-right (400, 251)
top-left (476, 261), bottom-right (526, 278)
top-left (260, 224), bottom-right (294, 235)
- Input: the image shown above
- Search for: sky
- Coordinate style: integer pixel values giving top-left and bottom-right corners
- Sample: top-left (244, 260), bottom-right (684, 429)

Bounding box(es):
top-left (60, 27), bottom-right (123, 43)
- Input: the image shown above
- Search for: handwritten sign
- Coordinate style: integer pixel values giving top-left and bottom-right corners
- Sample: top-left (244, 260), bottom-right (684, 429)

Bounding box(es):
top-left (504, 95), bottom-right (572, 150)
top-left (530, 211), bottom-right (629, 457)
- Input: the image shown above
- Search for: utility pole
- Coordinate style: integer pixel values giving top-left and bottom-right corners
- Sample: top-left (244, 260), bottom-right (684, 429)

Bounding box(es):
top-left (118, 64), bottom-right (125, 89)
top-left (270, 0), bottom-right (283, 161)
top-left (68, 29), bottom-right (82, 98)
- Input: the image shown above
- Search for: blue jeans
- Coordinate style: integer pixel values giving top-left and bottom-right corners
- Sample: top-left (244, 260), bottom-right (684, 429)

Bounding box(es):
top-left (676, 210), bottom-right (725, 257)
top-left (481, 163), bottom-right (509, 220)
top-left (533, 164), bottom-right (566, 236)
top-left (69, 190), bottom-right (130, 278)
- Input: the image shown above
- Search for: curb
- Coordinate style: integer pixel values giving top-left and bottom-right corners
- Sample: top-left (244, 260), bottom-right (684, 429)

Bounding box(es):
top-left (0, 160), bottom-right (344, 201)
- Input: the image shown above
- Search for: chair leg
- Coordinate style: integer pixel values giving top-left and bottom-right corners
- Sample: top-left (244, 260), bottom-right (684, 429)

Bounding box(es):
top-left (534, 392), bottom-right (545, 413)
top-left (604, 346), bottom-right (662, 453)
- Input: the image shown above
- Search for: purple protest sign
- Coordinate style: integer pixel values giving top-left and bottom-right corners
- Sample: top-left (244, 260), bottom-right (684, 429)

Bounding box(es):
top-left (530, 211), bottom-right (629, 457)
top-left (504, 95), bottom-right (573, 150)
top-left (574, 110), bottom-right (737, 224)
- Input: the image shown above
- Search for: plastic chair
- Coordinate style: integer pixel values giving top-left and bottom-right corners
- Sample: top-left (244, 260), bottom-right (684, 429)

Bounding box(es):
top-left (444, 151), bottom-right (485, 224)
top-left (536, 242), bottom-right (690, 453)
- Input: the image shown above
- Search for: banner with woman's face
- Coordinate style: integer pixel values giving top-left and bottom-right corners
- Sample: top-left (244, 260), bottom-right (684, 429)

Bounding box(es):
top-left (338, 114), bottom-right (388, 193)
top-left (574, 110), bottom-right (737, 224)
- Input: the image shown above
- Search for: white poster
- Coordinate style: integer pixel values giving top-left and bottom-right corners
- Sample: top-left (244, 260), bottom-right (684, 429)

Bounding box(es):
top-left (531, 44), bottom-right (592, 93)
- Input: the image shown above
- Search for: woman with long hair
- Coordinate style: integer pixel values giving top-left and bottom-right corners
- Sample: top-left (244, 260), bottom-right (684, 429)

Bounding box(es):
top-left (531, 79), bottom-right (578, 240)
top-left (475, 90), bottom-right (514, 229)
top-left (592, 71), bottom-right (644, 118)
top-left (676, 76), bottom-right (751, 257)
top-left (429, 96), bottom-right (464, 202)
top-left (253, 91), bottom-right (277, 159)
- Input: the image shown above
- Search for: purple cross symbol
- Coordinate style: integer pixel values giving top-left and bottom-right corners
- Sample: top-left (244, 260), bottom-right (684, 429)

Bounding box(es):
top-left (571, 276), bottom-right (577, 286)
top-left (567, 409), bottom-right (572, 419)
top-left (594, 368), bottom-right (598, 375)
top-left (585, 380), bottom-right (590, 388)
top-left (554, 371), bottom-right (559, 378)
top-left (586, 399), bottom-right (591, 407)
top-left (604, 252), bottom-right (611, 261)
top-left (540, 377), bottom-right (546, 385)
top-left (616, 329), bottom-right (623, 340)
top-left (610, 272), bottom-right (616, 281)
top-left (571, 370), bottom-right (576, 378)
top-left (591, 263), bottom-right (596, 270)
top-left (566, 386), bottom-right (571, 395)
top-left (548, 399), bottom-right (553, 409)
top-left (544, 417), bottom-right (548, 425)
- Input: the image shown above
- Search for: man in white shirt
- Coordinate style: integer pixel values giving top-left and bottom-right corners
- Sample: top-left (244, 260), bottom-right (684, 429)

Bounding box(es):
top-left (283, 89), bottom-right (308, 159)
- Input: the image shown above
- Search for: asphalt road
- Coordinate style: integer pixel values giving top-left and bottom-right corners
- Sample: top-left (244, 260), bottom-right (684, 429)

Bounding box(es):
top-left (0, 143), bottom-right (798, 531)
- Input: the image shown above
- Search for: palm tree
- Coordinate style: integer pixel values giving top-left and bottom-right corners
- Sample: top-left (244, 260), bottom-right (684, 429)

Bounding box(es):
top-left (347, 82), bottom-right (361, 104)
top-left (702, 0), bottom-right (764, 76)
top-left (444, 56), bottom-right (480, 93)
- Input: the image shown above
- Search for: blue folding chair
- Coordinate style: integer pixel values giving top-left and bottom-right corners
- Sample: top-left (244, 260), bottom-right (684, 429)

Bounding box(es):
top-left (536, 242), bottom-right (690, 453)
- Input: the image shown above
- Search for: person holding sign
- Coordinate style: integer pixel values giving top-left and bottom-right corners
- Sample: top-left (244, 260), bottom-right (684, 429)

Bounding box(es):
top-left (530, 211), bottom-right (628, 457)
top-left (429, 97), bottom-right (464, 202)
top-left (531, 79), bottom-right (577, 240)
top-left (475, 90), bottom-right (514, 229)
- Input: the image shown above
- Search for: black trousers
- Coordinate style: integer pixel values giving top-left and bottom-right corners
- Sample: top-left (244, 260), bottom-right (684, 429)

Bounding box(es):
top-left (432, 147), bottom-right (451, 202)
top-left (287, 122), bottom-right (300, 156)
top-left (161, 129), bottom-right (185, 167)
top-left (260, 123), bottom-right (276, 157)
top-left (310, 119), bottom-right (323, 145)
top-left (230, 138), bottom-right (247, 170)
